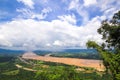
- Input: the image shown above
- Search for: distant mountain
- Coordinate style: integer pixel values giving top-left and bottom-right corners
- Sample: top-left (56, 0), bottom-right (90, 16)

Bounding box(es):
top-left (62, 49), bottom-right (97, 53)
top-left (0, 48), bottom-right (98, 55)
top-left (34, 49), bottom-right (98, 54)
top-left (0, 48), bottom-right (25, 54)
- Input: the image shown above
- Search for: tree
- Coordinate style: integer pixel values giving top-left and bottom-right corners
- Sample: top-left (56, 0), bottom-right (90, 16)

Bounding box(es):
top-left (98, 11), bottom-right (120, 51)
top-left (86, 11), bottom-right (120, 80)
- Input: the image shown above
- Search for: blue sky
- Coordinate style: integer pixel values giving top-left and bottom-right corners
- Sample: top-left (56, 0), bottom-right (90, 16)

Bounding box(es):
top-left (0, 0), bottom-right (120, 50)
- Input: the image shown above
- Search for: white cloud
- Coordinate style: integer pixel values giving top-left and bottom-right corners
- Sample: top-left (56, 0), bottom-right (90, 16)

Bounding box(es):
top-left (68, 0), bottom-right (89, 25)
top-left (1, 0), bottom-right (119, 50)
top-left (0, 35), bottom-right (12, 47)
top-left (96, 0), bottom-right (119, 13)
top-left (0, 16), bottom-right (102, 50)
top-left (58, 14), bottom-right (76, 24)
top-left (16, 8), bottom-right (33, 18)
top-left (83, 0), bottom-right (97, 7)
top-left (17, 0), bottom-right (34, 9)
top-left (93, 0), bottom-right (120, 21)
top-left (103, 8), bottom-right (119, 20)
top-left (31, 7), bottom-right (52, 20)
top-left (68, 0), bottom-right (119, 25)
top-left (69, 0), bottom-right (79, 10)
top-left (16, 7), bottom-right (52, 20)
top-left (42, 7), bottom-right (52, 13)
top-left (53, 40), bottom-right (63, 46)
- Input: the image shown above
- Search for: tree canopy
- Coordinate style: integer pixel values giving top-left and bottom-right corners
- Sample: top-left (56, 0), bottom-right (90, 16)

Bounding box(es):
top-left (98, 11), bottom-right (120, 51)
top-left (86, 10), bottom-right (120, 80)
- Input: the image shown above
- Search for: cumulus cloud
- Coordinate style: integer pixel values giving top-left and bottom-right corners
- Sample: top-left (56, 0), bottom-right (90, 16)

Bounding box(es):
top-left (0, 16), bottom-right (103, 50)
top-left (53, 40), bottom-right (63, 46)
top-left (0, 0), bottom-right (119, 50)
top-left (0, 35), bottom-right (12, 47)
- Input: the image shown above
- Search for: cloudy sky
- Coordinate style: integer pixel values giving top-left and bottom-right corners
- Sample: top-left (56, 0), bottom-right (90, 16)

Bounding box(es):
top-left (0, 0), bottom-right (119, 50)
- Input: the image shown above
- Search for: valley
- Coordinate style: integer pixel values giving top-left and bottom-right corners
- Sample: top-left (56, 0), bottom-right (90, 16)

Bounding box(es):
top-left (22, 52), bottom-right (105, 71)
top-left (0, 49), bottom-right (112, 80)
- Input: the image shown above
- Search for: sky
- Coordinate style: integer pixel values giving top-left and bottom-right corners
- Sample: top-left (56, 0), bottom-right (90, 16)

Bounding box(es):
top-left (0, 0), bottom-right (120, 50)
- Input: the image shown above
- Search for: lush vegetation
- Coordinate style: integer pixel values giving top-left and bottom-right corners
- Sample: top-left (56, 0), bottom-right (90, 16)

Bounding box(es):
top-left (50, 52), bottom-right (101, 60)
top-left (86, 11), bottom-right (120, 80)
top-left (0, 48), bottom-right (24, 56)
top-left (0, 55), bottom-right (112, 80)
top-left (35, 49), bottom-right (101, 60)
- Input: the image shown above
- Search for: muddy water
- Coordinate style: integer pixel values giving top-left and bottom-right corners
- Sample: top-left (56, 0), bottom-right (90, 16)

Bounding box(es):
top-left (22, 52), bottom-right (105, 71)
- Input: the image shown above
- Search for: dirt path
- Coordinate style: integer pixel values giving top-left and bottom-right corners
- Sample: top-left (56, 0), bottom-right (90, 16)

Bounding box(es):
top-left (18, 56), bottom-right (30, 64)
top-left (22, 52), bottom-right (105, 71)
top-left (16, 64), bottom-right (36, 72)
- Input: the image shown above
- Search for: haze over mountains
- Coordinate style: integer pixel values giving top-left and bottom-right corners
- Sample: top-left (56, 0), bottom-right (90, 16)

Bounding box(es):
top-left (0, 48), bottom-right (97, 54)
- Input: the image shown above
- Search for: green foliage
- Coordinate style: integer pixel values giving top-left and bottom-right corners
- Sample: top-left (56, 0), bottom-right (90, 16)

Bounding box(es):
top-left (34, 66), bottom-right (105, 80)
top-left (0, 56), bottom-right (111, 80)
top-left (97, 11), bottom-right (120, 50)
top-left (86, 10), bottom-right (120, 80)
top-left (2, 70), bottom-right (19, 75)
top-left (0, 56), bottom-right (15, 62)
top-left (51, 52), bottom-right (101, 60)
top-left (86, 41), bottom-right (99, 49)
